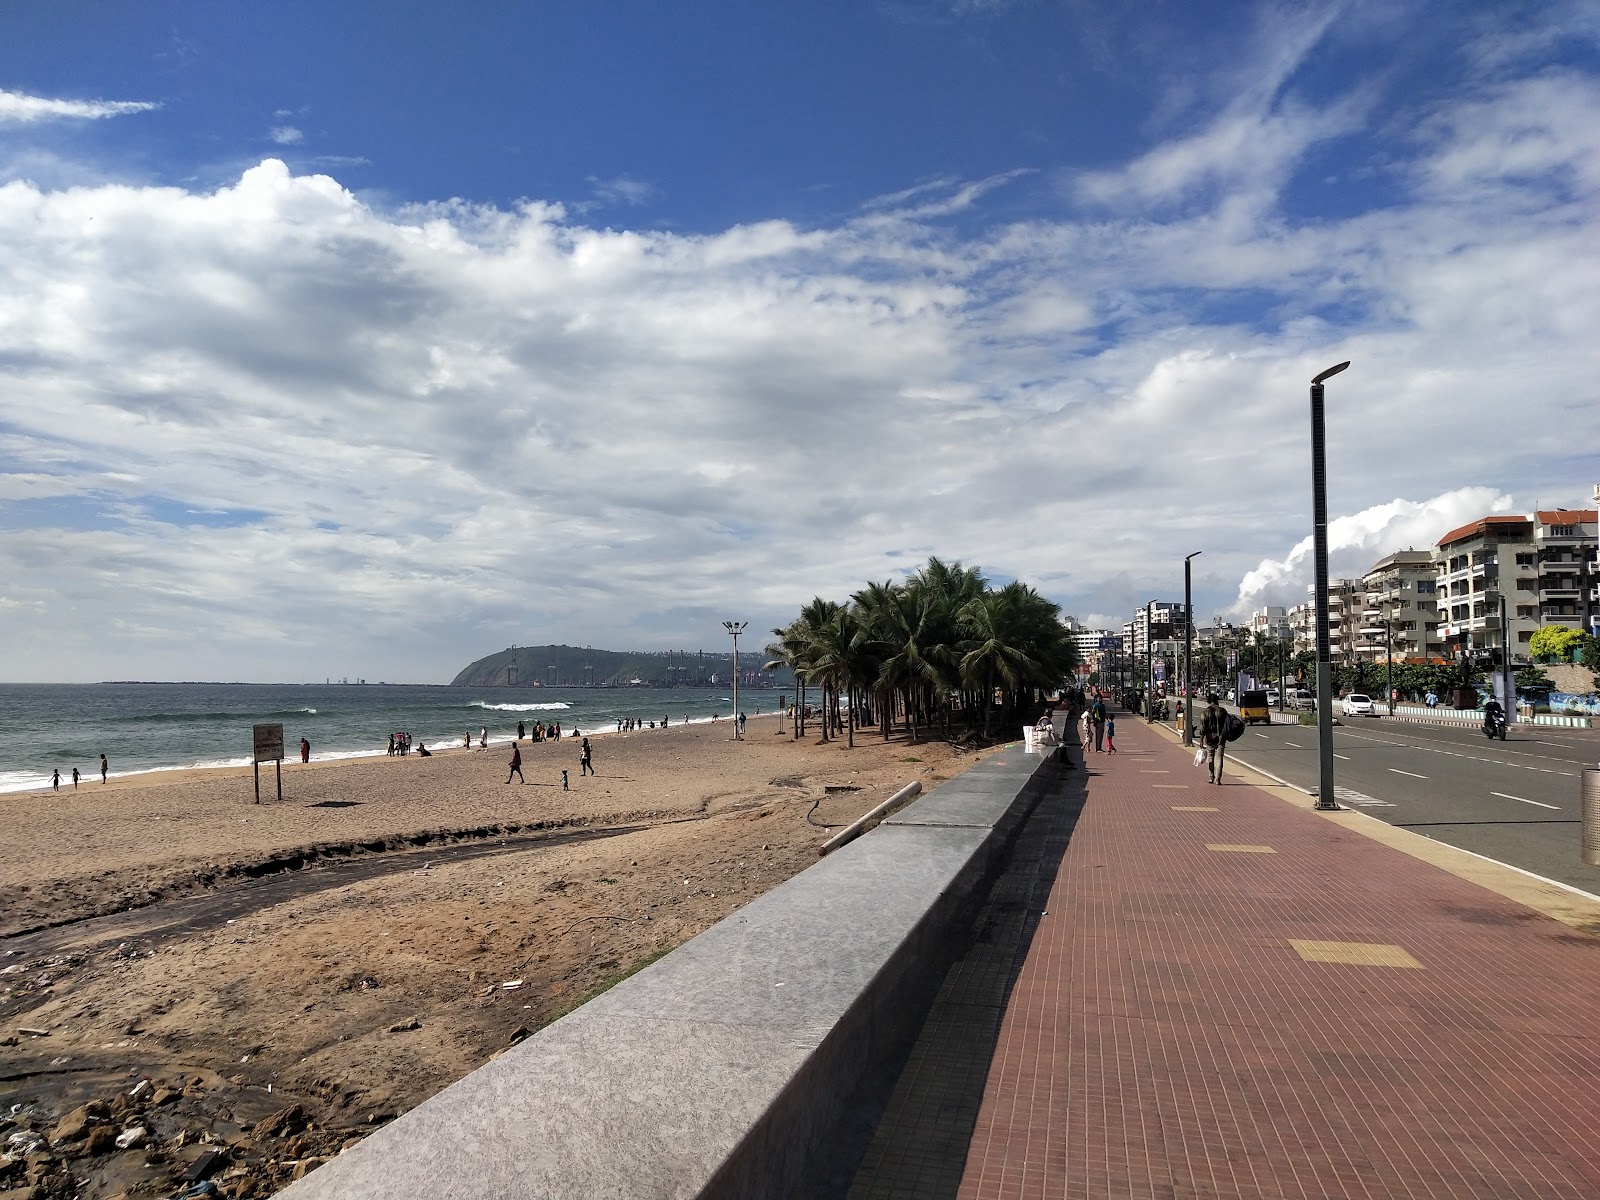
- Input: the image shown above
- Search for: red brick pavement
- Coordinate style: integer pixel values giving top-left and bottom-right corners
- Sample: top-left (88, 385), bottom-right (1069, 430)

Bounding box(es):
top-left (957, 712), bottom-right (1600, 1199)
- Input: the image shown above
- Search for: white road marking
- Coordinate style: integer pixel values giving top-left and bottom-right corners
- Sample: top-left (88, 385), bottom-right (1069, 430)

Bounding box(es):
top-left (1491, 791), bottom-right (1560, 810)
top-left (1388, 768), bottom-right (1426, 779)
top-left (1333, 753), bottom-right (1350, 761)
top-left (1254, 733), bottom-right (1271, 739)
top-left (1282, 740), bottom-right (1303, 748)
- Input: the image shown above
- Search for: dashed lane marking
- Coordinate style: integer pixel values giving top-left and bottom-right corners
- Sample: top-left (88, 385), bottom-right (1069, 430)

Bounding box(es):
top-left (1388, 768), bottom-right (1427, 779)
top-left (1490, 791), bottom-right (1560, 810)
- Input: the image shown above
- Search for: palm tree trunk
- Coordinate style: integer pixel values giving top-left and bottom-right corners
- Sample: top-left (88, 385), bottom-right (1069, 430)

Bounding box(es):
top-left (846, 686), bottom-right (855, 748)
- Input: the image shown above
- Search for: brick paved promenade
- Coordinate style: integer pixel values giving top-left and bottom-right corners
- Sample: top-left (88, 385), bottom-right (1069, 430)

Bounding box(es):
top-left (844, 708), bottom-right (1600, 1199)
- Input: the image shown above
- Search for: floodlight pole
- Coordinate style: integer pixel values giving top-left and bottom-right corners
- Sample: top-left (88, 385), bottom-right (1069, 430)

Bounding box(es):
top-left (1183, 552), bottom-right (1201, 744)
top-left (723, 621), bottom-right (747, 740)
top-left (1310, 360), bottom-right (1350, 810)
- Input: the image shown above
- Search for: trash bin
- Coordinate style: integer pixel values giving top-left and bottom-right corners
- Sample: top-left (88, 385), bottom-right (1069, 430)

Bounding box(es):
top-left (1584, 769), bottom-right (1600, 867)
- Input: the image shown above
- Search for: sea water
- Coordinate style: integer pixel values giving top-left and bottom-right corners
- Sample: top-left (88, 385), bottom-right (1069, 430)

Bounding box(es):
top-left (0, 682), bottom-right (778, 795)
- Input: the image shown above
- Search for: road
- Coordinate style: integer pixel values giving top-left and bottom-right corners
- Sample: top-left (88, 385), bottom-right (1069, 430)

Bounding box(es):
top-left (1222, 712), bottom-right (1600, 895)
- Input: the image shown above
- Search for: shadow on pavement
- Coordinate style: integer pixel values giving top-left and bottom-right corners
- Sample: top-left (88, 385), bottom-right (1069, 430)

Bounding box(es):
top-left (788, 753), bottom-right (1090, 1200)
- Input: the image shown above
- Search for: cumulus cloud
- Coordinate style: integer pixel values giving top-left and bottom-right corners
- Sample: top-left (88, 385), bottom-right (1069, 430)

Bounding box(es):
top-left (0, 13), bottom-right (1596, 682)
top-left (1230, 488), bottom-right (1519, 615)
top-left (0, 88), bottom-right (158, 124)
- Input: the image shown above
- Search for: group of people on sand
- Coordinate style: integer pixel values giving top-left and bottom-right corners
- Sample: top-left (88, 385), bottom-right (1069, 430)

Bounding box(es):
top-left (387, 732), bottom-right (419, 756)
top-left (615, 716), bottom-right (669, 731)
top-left (513, 720), bottom-right (566, 743)
top-left (48, 753), bottom-right (109, 792)
top-left (505, 735), bottom-right (592, 787)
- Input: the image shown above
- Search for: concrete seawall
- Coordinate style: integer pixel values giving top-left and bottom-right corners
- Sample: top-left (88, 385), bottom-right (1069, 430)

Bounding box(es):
top-left (279, 745), bottom-right (1060, 1200)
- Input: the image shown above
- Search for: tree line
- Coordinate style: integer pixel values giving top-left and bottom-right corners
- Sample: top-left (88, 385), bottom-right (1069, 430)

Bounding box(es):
top-left (763, 558), bottom-right (1078, 747)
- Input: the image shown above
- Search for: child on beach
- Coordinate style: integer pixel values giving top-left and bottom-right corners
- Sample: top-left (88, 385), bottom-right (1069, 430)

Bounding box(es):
top-left (1104, 715), bottom-right (1117, 754)
top-left (51, 769), bottom-right (60, 791)
top-left (561, 769), bottom-right (569, 791)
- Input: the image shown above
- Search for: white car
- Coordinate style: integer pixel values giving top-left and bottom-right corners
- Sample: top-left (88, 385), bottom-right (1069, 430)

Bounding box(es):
top-left (1341, 693), bottom-right (1375, 717)
top-left (1265, 689), bottom-right (1280, 705)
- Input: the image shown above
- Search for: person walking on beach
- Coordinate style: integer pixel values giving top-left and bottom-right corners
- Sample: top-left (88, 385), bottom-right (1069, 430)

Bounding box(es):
top-left (1198, 693), bottom-right (1228, 785)
top-left (300, 738), bottom-right (310, 764)
top-left (1104, 714), bottom-right (1117, 754)
top-left (506, 743), bottom-right (524, 785)
top-left (561, 769), bottom-right (569, 791)
top-left (51, 769), bottom-right (60, 791)
top-left (579, 737), bottom-right (594, 776)
top-left (71, 767), bottom-right (79, 789)
top-left (480, 726), bottom-right (488, 749)
top-left (517, 721), bottom-right (526, 741)
top-left (100, 754), bottom-right (108, 783)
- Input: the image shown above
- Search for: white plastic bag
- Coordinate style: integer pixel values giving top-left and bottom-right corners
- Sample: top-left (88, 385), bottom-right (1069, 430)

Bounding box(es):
top-left (1193, 747), bottom-right (1206, 768)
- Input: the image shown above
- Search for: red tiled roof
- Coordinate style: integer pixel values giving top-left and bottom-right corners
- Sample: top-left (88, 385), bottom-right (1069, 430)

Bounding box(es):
top-left (1435, 515), bottom-right (1531, 548)
top-left (1534, 510), bottom-right (1597, 525)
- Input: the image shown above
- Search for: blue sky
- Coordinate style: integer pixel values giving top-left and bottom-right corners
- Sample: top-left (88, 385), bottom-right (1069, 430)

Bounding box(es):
top-left (2, 1), bottom-right (1598, 682)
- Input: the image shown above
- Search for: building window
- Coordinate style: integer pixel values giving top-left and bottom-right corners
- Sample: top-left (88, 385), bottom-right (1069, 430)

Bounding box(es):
top-left (1515, 553), bottom-right (1533, 566)
top-left (1517, 578), bottom-right (1536, 592)
top-left (1551, 524), bottom-right (1577, 537)
top-left (1516, 605), bottom-right (1535, 619)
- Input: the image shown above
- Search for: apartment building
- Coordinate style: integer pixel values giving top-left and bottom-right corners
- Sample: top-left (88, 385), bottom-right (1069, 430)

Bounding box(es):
top-left (1128, 601), bottom-right (1187, 661)
top-left (1357, 550), bottom-right (1442, 663)
top-left (1435, 515), bottom-right (1537, 660)
top-left (1530, 509), bottom-right (1598, 634)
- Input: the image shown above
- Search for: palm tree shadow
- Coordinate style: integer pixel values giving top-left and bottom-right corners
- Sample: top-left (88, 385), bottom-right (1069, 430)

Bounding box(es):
top-left (789, 760), bottom-right (1088, 1200)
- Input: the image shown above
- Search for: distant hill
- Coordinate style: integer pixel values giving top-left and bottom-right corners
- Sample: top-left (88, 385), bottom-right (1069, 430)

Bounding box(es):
top-left (449, 644), bottom-right (793, 689)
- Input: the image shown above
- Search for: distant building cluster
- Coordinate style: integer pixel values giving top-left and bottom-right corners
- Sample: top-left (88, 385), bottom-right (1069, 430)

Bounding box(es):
top-left (1066, 493), bottom-right (1598, 682)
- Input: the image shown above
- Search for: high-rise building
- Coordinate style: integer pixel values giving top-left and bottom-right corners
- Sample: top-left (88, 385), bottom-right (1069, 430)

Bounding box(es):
top-left (1531, 509), bottom-right (1598, 636)
top-left (1435, 515), bottom-right (1535, 662)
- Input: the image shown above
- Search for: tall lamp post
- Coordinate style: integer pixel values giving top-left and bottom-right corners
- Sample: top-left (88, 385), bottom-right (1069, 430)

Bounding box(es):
top-left (1310, 360), bottom-right (1351, 811)
top-left (1145, 600), bottom-right (1156, 723)
top-left (722, 620), bottom-right (747, 740)
top-left (1183, 551), bottom-right (1202, 745)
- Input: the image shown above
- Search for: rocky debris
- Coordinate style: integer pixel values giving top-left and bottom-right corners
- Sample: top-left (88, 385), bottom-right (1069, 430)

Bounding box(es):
top-left (49, 1100), bottom-right (108, 1144)
top-left (250, 1103), bottom-right (308, 1139)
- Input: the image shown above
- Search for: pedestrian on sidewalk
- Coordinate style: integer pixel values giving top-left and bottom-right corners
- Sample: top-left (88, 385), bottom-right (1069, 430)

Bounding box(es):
top-left (1090, 695), bottom-right (1107, 752)
top-left (506, 743), bottom-right (524, 785)
top-left (1198, 693), bottom-right (1227, 784)
top-left (1104, 714), bottom-right (1117, 754)
top-left (1080, 706), bottom-right (1094, 750)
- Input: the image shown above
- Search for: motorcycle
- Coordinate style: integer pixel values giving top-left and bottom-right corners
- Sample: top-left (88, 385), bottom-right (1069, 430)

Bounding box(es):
top-left (1482, 710), bottom-right (1507, 741)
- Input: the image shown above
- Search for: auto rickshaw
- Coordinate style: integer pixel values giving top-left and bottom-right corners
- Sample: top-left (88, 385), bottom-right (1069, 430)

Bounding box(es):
top-left (1238, 689), bottom-right (1271, 725)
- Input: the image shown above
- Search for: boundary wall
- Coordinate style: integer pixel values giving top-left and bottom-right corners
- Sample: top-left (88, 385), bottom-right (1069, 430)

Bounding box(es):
top-left (279, 745), bottom-right (1060, 1200)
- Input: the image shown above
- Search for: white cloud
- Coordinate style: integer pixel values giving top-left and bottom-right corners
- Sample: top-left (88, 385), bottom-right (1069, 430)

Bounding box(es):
top-left (0, 17), bottom-right (1597, 683)
top-left (0, 88), bottom-right (158, 124)
top-left (270, 125), bottom-right (304, 145)
top-left (1231, 488), bottom-right (1518, 615)
top-left (585, 174), bottom-right (654, 207)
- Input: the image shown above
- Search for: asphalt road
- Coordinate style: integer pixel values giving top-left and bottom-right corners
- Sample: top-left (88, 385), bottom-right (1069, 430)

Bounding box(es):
top-left (1221, 711), bottom-right (1600, 895)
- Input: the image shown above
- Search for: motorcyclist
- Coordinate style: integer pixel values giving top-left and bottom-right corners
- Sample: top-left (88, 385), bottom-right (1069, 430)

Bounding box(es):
top-left (1483, 695), bottom-right (1505, 737)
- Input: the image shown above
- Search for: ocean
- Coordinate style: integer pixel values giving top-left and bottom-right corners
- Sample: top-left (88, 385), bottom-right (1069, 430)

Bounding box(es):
top-left (0, 683), bottom-right (780, 795)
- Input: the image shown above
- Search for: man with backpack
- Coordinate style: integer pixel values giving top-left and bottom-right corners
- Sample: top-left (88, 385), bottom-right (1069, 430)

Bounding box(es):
top-left (1198, 693), bottom-right (1231, 785)
top-left (1090, 695), bottom-right (1107, 752)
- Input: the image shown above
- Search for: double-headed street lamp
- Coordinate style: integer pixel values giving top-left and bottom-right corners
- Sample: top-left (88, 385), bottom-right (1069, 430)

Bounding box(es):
top-left (1183, 551), bottom-right (1201, 745)
top-left (722, 620), bottom-right (747, 740)
top-left (1310, 360), bottom-right (1351, 811)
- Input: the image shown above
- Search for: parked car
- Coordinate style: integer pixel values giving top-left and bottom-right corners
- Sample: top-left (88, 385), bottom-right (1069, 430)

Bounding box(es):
top-left (1341, 692), bottom-right (1375, 717)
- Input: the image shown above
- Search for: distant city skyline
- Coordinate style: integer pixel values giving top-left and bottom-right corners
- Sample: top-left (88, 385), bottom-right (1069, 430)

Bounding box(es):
top-left (2, 2), bottom-right (1597, 682)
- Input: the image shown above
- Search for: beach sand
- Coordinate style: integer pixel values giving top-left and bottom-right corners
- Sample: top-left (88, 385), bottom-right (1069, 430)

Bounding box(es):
top-left (1, 716), bottom-right (1001, 1199)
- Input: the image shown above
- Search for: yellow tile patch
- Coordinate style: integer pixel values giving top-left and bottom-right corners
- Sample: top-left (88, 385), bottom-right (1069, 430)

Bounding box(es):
top-left (1205, 844), bottom-right (1276, 854)
top-left (1290, 940), bottom-right (1423, 968)
top-left (1172, 805), bottom-right (1220, 812)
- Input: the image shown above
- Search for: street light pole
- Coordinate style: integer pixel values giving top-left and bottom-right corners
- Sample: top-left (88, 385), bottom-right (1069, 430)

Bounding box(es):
top-left (1499, 594), bottom-right (1513, 725)
top-left (1184, 552), bottom-right (1201, 745)
top-left (722, 620), bottom-right (747, 740)
top-left (1385, 615), bottom-right (1395, 717)
top-left (1146, 600), bottom-right (1155, 723)
top-left (1310, 360), bottom-right (1350, 810)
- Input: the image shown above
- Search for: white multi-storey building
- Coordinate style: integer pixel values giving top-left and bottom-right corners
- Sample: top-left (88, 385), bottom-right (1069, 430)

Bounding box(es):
top-left (1357, 550), bottom-right (1441, 663)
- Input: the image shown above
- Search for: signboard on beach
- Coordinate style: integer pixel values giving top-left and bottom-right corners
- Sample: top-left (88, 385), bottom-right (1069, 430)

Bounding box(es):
top-left (253, 723), bottom-right (284, 764)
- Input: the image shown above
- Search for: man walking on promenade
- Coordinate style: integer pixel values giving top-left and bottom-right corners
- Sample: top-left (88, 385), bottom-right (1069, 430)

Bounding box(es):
top-left (1198, 693), bottom-right (1228, 785)
top-left (1090, 694), bottom-right (1107, 752)
top-left (506, 743), bottom-right (524, 785)
top-left (579, 737), bottom-right (594, 776)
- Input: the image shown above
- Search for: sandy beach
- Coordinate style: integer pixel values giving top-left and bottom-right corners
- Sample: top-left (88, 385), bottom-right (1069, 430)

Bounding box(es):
top-left (1, 716), bottom-right (1001, 1199)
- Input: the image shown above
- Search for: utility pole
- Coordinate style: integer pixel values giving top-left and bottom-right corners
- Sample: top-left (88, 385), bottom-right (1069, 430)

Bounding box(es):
top-left (723, 621), bottom-right (747, 740)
